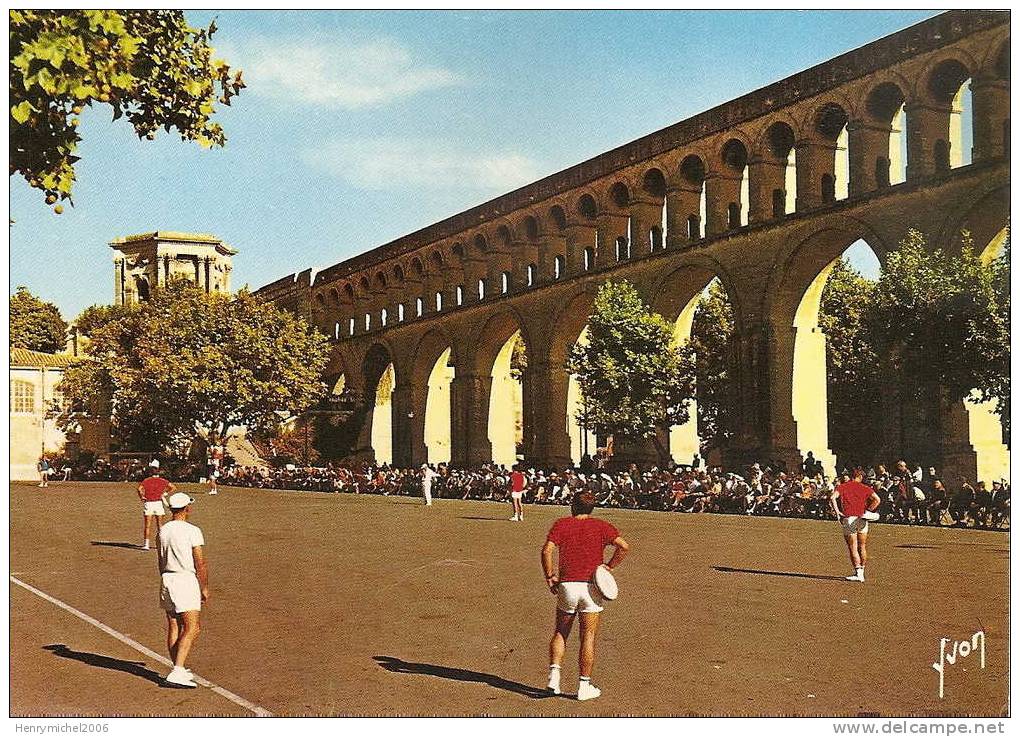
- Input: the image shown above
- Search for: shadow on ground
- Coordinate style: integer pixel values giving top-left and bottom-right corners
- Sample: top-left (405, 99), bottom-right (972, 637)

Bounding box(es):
top-left (43, 644), bottom-right (166, 686)
top-left (713, 566), bottom-right (846, 581)
top-left (90, 541), bottom-right (143, 550)
top-left (373, 655), bottom-right (554, 699)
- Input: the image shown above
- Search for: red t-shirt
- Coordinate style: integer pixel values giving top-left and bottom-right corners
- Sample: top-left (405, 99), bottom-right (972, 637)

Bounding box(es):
top-left (546, 516), bottom-right (620, 582)
top-left (836, 480), bottom-right (873, 517)
top-left (510, 471), bottom-right (525, 493)
top-left (140, 476), bottom-right (170, 502)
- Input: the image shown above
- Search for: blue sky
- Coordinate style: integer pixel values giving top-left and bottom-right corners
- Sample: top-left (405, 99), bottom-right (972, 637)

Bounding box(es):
top-left (9, 9), bottom-right (939, 319)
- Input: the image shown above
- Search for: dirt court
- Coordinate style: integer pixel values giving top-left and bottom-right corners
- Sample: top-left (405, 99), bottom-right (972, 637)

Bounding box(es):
top-left (9, 480), bottom-right (1009, 717)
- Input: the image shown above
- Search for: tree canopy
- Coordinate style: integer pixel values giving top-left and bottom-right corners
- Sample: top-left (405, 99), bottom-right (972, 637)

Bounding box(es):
top-left (58, 281), bottom-right (329, 452)
top-left (689, 279), bottom-right (736, 455)
top-left (10, 286), bottom-right (67, 352)
top-left (866, 228), bottom-right (1010, 428)
top-left (10, 10), bottom-right (244, 210)
top-left (567, 280), bottom-right (696, 464)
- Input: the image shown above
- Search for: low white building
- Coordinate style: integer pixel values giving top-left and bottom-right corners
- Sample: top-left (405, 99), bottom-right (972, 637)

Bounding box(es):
top-left (9, 348), bottom-right (74, 480)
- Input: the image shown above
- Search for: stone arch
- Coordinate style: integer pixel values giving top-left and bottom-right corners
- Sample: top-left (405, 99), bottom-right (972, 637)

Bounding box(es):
top-left (766, 220), bottom-right (890, 474)
top-left (361, 341), bottom-right (398, 465)
top-left (574, 191), bottom-right (599, 222)
top-left (547, 289), bottom-right (600, 465)
top-left (411, 328), bottom-right (459, 466)
top-left (918, 51), bottom-right (977, 101)
top-left (718, 137), bottom-right (750, 228)
top-left (936, 184), bottom-right (1009, 256)
top-left (548, 203), bottom-right (568, 232)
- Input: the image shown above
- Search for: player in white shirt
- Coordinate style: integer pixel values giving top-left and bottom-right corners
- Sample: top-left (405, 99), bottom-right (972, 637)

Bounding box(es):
top-left (421, 464), bottom-right (437, 506)
top-left (157, 493), bottom-right (210, 687)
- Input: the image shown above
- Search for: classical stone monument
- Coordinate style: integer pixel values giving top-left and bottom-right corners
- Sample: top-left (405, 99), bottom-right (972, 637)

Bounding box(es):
top-left (256, 11), bottom-right (1009, 484)
top-left (110, 231), bottom-right (236, 305)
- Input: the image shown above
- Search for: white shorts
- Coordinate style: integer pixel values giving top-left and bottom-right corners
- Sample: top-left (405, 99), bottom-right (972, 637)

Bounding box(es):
top-left (511, 491), bottom-right (523, 500)
top-left (841, 517), bottom-right (869, 536)
top-left (143, 501), bottom-right (166, 516)
top-left (556, 581), bottom-right (605, 614)
top-left (160, 572), bottom-right (202, 614)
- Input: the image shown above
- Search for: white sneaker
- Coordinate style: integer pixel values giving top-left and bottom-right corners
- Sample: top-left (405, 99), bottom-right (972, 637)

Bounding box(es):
top-left (510, 515), bottom-right (519, 521)
top-left (845, 574), bottom-right (863, 582)
top-left (577, 681), bottom-right (601, 701)
top-left (547, 669), bottom-right (561, 694)
top-left (165, 666), bottom-right (197, 687)
top-left (208, 489), bottom-right (218, 495)
top-left (142, 542), bottom-right (150, 550)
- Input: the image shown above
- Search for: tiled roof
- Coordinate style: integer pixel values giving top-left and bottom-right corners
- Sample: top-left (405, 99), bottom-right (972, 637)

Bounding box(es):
top-left (9, 348), bottom-right (76, 369)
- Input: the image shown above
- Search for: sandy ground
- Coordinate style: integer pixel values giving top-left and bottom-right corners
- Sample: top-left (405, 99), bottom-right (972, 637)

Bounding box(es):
top-left (9, 481), bottom-right (1009, 717)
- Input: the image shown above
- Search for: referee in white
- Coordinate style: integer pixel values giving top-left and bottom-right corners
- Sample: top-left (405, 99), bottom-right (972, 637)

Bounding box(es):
top-left (158, 493), bottom-right (210, 687)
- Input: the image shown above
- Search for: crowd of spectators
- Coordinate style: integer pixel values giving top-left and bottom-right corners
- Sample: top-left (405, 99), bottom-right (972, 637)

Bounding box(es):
top-left (211, 456), bottom-right (1009, 530)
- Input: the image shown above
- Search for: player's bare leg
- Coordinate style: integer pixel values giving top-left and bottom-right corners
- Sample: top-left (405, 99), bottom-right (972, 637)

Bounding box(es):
top-left (577, 611), bottom-right (601, 700)
top-left (172, 610), bottom-right (201, 668)
top-left (856, 530), bottom-right (869, 581)
top-left (844, 532), bottom-right (864, 581)
top-left (166, 613), bottom-right (181, 662)
top-left (547, 609), bottom-right (574, 694)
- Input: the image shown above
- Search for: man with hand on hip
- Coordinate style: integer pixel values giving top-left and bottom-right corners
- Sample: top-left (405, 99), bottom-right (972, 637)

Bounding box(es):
top-left (540, 490), bottom-right (630, 701)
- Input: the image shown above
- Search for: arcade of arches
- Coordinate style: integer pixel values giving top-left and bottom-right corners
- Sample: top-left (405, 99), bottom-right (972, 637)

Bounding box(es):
top-left (257, 12), bottom-right (1010, 486)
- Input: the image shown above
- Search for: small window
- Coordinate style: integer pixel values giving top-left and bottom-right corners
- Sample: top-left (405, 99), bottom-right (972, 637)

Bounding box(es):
top-left (349, 318), bottom-right (356, 336)
top-left (772, 189), bottom-right (785, 219)
top-left (435, 291), bottom-right (443, 312)
top-left (527, 264), bottom-right (536, 287)
top-left (615, 236), bottom-right (630, 262)
top-left (416, 297), bottom-right (424, 317)
top-left (364, 313), bottom-right (371, 331)
top-left (478, 279), bottom-right (486, 300)
top-left (501, 271), bottom-right (510, 294)
top-left (650, 227), bottom-right (663, 251)
top-left (380, 308), bottom-right (388, 327)
top-left (334, 322), bottom-right (340, 340)
top-left (821, 174), bottom-right (836, 203)
top-left (398, 303), bottom-right (405, 322)
top-left (727, 202), bottom-right (741, 229)
top-left (583, 247), bottom-right (595, 271)
top-left (687, 215), bottom-right (700, 240)
top-left (554, 255), bottom-right (564, 279)
top-left (456, 285), bottom-right (464, 305)
top-left (11, 379), bottom-right (35, 414)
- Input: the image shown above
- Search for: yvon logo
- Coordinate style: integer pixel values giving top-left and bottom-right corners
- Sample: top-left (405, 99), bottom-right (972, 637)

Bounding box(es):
top-left (932, 630), bottom-right (986, 699)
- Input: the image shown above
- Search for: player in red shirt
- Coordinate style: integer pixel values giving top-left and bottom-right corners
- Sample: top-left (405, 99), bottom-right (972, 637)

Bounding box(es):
top-left (829, 468), bottom-right (881, 582)
top-left (509, 465), bottom-right (526, 522)
top-left (137, 463), bottom-right (175, 551)
top-left (540, 490), bottom-right (630, 701)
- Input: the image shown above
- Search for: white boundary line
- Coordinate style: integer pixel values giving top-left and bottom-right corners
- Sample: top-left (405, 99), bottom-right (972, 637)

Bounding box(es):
top-left (10, 574), bottom-right (273, 717)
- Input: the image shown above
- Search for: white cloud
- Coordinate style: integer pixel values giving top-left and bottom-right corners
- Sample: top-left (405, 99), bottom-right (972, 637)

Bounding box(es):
top-left (229, 35), bottom-right (462, 109)
top-left (303, 138), bottom-right (545, 191)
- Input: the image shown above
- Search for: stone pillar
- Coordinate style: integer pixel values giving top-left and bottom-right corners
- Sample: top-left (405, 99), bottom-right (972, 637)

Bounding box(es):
top-left (407, 382), bottom-right (430, 467)
top-left (794, 139), bottom-right (837, 211)
top-left (391, 384), bottom-right (414, 467)
top-left (704, 173), bottom-right (741, 236)
top-left (938, 395), bottom-right (979, 489)
top-left (971, 75), bottom-right (1010, 163)
top-left (450, 373), bottom-right (493, 467)
top-left (847, 121), bottom-right (893, 195)
top-left (665, 184), bottom-right (702, 247)
top-left (905, 102), bottom-right (952, 180)
top-left (564, 223), bottom-right (596, 275)
top-left (527, 359), bottom-right (572, 468)
top-left (204, 257), bottom-right (212, 293)
top-left (595, 213), bottom-right (628, 269)
top-left (628, 199), bottom-right (662, 257)
top-left (747, 157), bottom-right (787, 223)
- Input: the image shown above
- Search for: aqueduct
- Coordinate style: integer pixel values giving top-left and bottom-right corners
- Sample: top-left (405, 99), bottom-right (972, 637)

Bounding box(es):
top-left (256, 10), bottom-right (1010, 483)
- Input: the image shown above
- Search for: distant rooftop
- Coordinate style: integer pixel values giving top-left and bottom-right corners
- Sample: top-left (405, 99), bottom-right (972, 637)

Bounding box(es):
top-left (109, 231), bottom-right (238, 255)
top-left (10, 347), bottom-right (77, 369)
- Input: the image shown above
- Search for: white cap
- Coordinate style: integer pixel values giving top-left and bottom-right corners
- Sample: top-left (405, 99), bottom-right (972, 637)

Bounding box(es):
top-left (167, 492), bottom-right (194, 510)
top-left (149, 459), bottom-right (160, 468)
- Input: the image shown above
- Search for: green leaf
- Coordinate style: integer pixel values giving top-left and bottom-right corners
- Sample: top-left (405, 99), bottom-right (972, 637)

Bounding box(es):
top-left (11, 101), bottom-right (34, 124)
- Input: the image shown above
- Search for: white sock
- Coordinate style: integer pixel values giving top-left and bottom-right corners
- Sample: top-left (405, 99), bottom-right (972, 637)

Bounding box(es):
top-left (549, 664), bottom-right (560, 673)
top-left (857, 567), bottom-right (865, 580)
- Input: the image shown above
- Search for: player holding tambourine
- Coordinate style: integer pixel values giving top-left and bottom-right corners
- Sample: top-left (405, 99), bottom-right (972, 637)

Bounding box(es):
top-left (540, 490), bottom-right (630, 701)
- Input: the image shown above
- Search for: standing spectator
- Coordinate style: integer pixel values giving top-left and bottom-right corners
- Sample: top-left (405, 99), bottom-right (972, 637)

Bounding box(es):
top-left (509, 464), bottom-right (526, 522)
top-left (421, 464), bottom-right (436, 507)
top-left (36, 456), bottom-right (50, 488)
